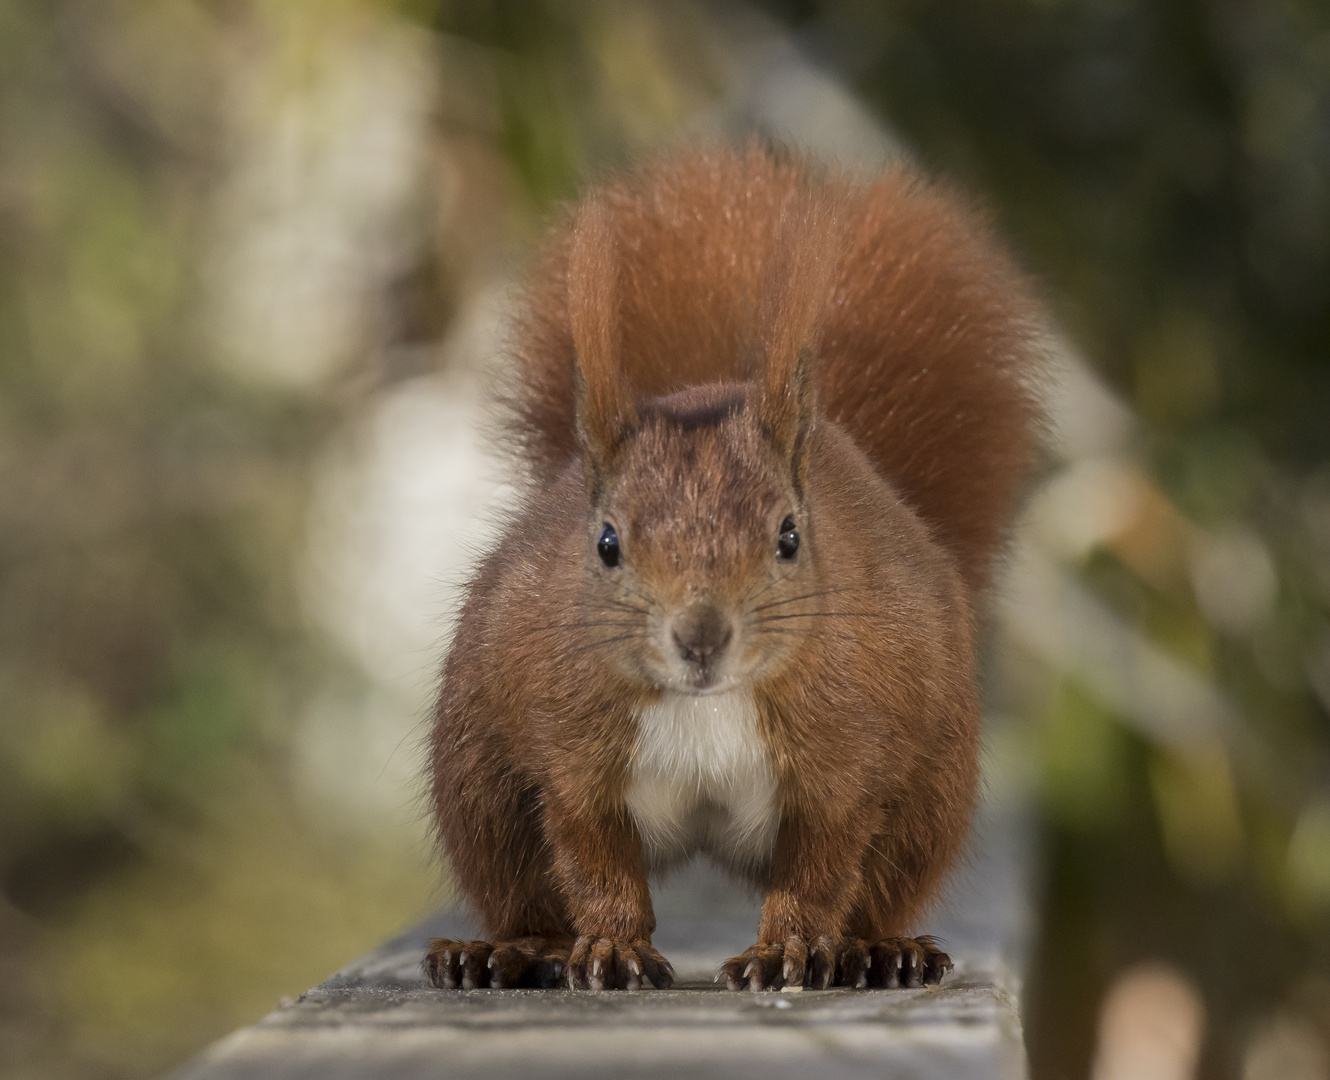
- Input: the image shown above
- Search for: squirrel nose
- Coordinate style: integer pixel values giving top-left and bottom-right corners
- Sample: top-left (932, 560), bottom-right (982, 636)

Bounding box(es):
top-left (672, 603), bottom-right (733, 668)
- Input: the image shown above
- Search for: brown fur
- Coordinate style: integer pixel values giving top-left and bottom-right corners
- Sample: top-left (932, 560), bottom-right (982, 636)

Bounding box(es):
top-left (428, 143), bottom-right (1045, 991)
top-left (505, 142), bottom-right (1044, 592)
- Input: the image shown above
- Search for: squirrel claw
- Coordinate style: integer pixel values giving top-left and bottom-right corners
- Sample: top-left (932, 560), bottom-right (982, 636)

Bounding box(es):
top-left (718, 935), bottom-right (950, 991)
top-left (721, 938), bottom-right (828, 992)
top-left (566, 937), bottom-right (674, 991)
top-left (865, 936), bottom-right (952, 988)
top-left (424, 938), bottom-right (491, 989)
top-left (424, 937), bottom-right (570, 990)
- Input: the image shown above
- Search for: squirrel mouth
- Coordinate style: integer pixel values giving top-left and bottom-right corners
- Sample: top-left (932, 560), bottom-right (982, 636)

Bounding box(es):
top-left (677, 671), bottom-right (738, 696)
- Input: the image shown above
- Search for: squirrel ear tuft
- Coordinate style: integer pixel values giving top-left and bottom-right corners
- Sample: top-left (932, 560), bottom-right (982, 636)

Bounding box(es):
top-left (756, 194), bottom-right (841, 495)
top-left (568, 195), bottom-right (635, 497)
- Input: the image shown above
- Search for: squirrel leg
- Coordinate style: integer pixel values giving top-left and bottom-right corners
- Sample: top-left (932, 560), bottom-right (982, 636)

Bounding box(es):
top-left (838, 819), bottom-right (964, 988)
top-left (720, 811), bottom-right (868, 991)
top-left (431, 709), bottom-right (578, 988)
top-left (542, 799), bottom-right (675, 990)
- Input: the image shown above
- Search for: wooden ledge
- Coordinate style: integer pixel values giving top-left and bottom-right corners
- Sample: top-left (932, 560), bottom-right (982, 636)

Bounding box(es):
top-left (169, 801), bottom-right (1032, 1079)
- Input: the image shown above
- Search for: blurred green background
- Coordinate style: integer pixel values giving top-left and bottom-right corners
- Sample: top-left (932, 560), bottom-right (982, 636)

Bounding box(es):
top-left (1, 1), bottom-right (1327, 1078)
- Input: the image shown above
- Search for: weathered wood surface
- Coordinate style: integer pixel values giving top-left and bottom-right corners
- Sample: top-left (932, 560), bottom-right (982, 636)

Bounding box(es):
top-left (168, 796), bottom-right (1032, 1080)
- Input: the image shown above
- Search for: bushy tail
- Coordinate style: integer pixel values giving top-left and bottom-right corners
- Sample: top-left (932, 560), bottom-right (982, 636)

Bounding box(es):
top-left (503, 142), bottom-right (1046, 593)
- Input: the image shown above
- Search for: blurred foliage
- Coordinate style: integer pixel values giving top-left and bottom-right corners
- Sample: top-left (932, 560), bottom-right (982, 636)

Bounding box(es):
top-left (433, 0), bottom-right (726, 213)
top-left (0, 0), bottom-right (314, 880)
top-left (0, 1), bottom-right (437, 1076)
top-left (3, 0), bottom-right (1329, 1078)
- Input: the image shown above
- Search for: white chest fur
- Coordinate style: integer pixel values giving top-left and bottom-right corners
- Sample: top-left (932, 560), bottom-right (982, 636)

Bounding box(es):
top-left (625, 690), bottom-right (780, 879)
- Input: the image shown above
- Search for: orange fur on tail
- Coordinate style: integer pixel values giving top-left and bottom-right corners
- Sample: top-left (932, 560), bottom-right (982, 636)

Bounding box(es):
top-left (504, 142), bottom-right (1045, 591)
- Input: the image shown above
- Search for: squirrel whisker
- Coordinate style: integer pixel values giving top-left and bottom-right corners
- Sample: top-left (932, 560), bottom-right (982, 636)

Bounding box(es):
top-left (564, 632), bottom-right (650, 656)
top-left (610, 582), bottom-right (657, 609)
top-left (747, 588), bottom-right (849, 614)
top-left (753, 611), bottom-right (880, 622)
top-left (599, 601), bottom-right (651, 616)
top-left (526, 620), bottom-right (645, 633)
top-left (738, 573), bottom-right (786, 606)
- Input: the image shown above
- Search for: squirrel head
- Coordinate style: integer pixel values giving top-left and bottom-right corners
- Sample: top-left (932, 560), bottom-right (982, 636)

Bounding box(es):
top-left (566, 195), bottom-right (835, 696)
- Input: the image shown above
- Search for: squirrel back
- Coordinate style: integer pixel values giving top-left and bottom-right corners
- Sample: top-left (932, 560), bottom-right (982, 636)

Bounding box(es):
top-left (503, 142), bottom-right (1046, 594)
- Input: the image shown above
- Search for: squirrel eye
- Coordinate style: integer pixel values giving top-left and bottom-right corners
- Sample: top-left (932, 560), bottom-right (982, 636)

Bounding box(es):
top-left (777, 515), bottom-right (800, 560)
top-left (597, 523), bottom-right (621, 568)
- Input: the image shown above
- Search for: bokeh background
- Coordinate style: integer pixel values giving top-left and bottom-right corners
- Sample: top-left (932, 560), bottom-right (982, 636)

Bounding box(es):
top-left (1, 1), bottom-right (1327, 1078)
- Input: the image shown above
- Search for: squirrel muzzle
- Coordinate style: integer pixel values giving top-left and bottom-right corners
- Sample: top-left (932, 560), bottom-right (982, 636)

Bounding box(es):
top-left (669, 601), bottom-right (735, 691)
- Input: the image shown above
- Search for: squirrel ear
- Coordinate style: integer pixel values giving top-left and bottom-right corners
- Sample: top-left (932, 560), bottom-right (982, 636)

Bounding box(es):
top-left (756, 195), bottom-right (841, 495)
top-left (568, 195), bottom-right (635, 498)
top-left (762, 344), bottom-right (818, 499)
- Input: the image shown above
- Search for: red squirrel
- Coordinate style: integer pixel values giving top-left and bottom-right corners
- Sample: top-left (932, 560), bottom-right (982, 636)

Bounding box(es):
top-left (425, 143), bottom-right (1044, 992)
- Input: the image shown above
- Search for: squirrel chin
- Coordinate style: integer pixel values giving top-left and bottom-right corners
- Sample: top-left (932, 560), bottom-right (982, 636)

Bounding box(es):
top-left (658, 674), bottom-right (744, 698)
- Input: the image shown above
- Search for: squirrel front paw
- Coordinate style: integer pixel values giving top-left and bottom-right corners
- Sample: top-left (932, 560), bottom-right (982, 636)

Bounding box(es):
top-left (719, 935), bottom-right (839, 990)
top-left (424, 936), bottom-right (571, 989)
top-left (718, 935), bottom-right (953, 990)
top-left (862, 935), bottom-right (953, 988)
top-left (565, 936), bottom-right (676, 990)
